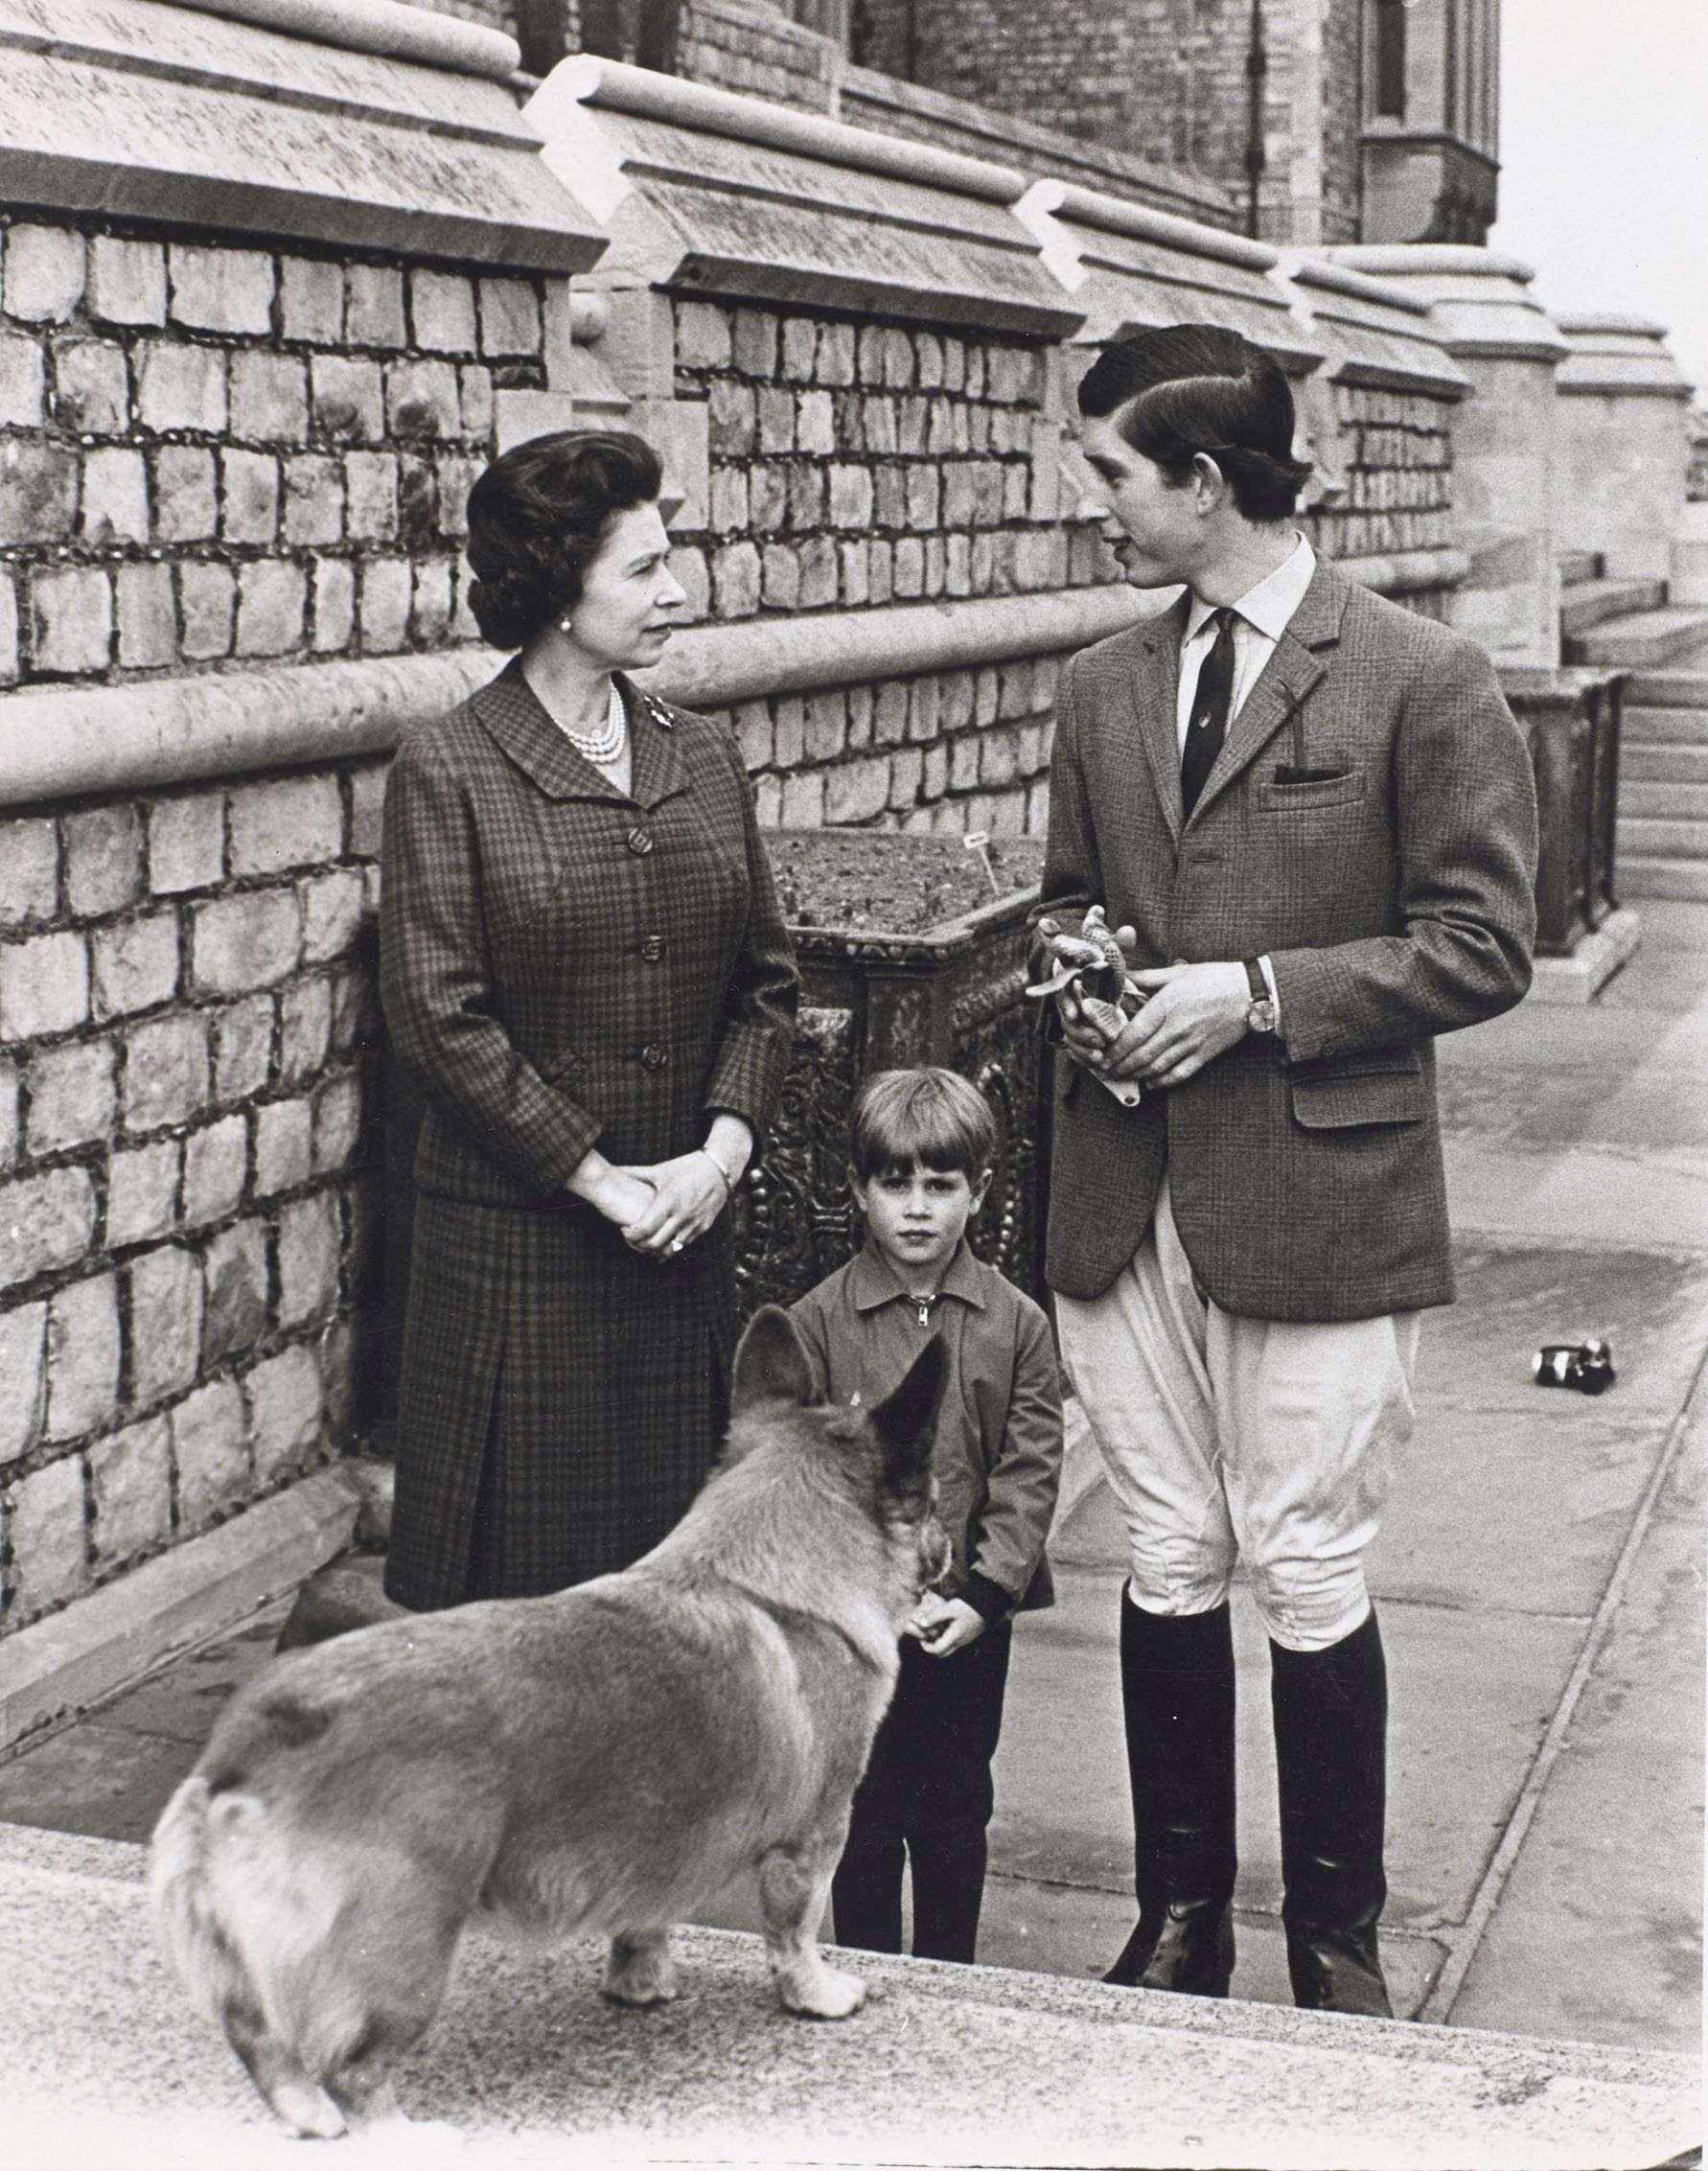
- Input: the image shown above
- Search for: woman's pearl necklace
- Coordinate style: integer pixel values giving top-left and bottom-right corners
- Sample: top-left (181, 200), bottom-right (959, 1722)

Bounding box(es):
top-left (562, 680), bottom-right (627, 765)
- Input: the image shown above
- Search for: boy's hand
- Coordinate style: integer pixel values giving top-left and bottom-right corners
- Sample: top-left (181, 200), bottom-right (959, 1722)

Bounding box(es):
top-left (906, 1595), bottom-right (986, 1657)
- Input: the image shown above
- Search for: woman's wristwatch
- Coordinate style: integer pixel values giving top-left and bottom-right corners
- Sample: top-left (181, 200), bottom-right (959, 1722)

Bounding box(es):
top-left (1242, 958), bottom-right (1278, 1035)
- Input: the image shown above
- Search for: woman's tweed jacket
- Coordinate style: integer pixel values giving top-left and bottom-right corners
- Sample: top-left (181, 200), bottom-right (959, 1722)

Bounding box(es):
top-left (379, 662), bottom-right (798, 1607)
top-left (1040, 559), bottom-right (1537, 1321)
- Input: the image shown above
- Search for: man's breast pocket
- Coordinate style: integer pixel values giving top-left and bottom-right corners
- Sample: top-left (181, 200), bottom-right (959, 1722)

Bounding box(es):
top-left (1258, 766), bottom-right (1366, 812)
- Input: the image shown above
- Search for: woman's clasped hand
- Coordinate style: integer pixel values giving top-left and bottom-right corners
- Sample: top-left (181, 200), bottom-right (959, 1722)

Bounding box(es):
top-left (614, 1150), bottom-right (724, 1258)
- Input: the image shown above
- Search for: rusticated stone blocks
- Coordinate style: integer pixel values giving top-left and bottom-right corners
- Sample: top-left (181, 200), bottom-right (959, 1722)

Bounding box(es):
top-left (0, 763), bottom-right (374, 1631)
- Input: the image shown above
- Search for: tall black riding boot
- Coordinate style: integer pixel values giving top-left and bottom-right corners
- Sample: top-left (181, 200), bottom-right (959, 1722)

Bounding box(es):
top-left (1269, 1608), bottom-right (1393, 2018)
top-left (1102, 1593), bottom-right (1237, 1998)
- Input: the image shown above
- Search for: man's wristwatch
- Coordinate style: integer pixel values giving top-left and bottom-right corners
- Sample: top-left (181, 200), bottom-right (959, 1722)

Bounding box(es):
top-left (1242, 958), bottom-right (1278, 1034)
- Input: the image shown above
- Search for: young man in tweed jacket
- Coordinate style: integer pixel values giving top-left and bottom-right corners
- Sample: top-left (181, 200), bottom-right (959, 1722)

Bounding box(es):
top-left (1038, 325), bottom-right (1537, 2015)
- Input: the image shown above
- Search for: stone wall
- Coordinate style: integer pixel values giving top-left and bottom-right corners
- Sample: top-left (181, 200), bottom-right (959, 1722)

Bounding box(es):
top-left (660, 297), bottom-right (1115, 835)
top-left (0, 756), bottom-right (386, 1627)
top-left (1302, 383), bottom-right (1455, 602)
top-left (0, 217), bottom-right (552, 1631)
top-left (0, 222), bottom-right (536, 695)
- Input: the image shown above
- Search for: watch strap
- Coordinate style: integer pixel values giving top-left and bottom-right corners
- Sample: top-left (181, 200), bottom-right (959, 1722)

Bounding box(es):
top-left (1242, 958), bottom-right (1267, 1005)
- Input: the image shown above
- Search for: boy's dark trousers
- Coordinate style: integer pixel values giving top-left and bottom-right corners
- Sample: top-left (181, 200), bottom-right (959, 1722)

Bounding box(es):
top-left (832, 1619), bottom-right (1013, 1964)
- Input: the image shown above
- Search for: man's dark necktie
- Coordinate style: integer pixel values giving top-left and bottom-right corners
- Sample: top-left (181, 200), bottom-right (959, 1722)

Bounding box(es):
top-left (1180, 607), bottom-right (1236, 818)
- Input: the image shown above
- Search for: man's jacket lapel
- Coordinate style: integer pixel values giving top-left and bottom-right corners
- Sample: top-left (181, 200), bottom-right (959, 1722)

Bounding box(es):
top-left (1130, 592), bottom-right (1189, 848)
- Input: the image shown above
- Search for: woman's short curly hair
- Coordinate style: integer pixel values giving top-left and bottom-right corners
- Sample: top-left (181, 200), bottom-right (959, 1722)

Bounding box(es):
top-left (464, 429), bottom-right (663, 650)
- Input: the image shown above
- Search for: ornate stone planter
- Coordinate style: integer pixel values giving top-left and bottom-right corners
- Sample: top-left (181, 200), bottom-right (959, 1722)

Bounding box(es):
top-left (736, 830), bottom-right (1049, 1308)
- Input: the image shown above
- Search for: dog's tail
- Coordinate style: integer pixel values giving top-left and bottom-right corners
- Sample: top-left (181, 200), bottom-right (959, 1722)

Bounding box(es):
top-left (150, 1772), bottom-right (354, 2137)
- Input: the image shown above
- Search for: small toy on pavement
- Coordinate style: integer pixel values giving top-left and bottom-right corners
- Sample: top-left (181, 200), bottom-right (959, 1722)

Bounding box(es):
top-left (1027, 905), bottom-right (1144, 1108)
top-left (1533, 1338), bottom-right (1616, 1396)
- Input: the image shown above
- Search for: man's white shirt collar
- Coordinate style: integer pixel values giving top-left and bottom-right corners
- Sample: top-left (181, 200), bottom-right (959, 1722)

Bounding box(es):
top-left (1184, 534), bottom-right (1316, 646)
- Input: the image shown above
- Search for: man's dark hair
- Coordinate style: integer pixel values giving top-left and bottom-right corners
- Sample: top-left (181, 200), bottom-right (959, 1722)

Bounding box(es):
top-left (1076, 324), bottom-right (1313, 522)
top-left (464, 428), bottom-right (663, 649)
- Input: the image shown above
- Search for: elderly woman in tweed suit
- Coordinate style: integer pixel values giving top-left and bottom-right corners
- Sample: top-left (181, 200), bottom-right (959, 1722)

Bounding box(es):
top-left (380, 430), bottom-right (798, 1609)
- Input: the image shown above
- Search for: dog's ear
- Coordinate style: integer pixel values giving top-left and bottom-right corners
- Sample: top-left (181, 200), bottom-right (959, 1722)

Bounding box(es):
top-left (730, 1305), bottom-right (818, 1413)
top-left (867, 1333), bottom-right (948, 1506)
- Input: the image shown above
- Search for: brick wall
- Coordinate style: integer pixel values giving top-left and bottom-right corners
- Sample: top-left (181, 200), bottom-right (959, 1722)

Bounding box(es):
top-left (848, 0), bottom-right (1367, 245)
top-left (679, 0), bottom-right (840, 107)
top-left (660, 297), bottom-right (1121, 835)
top-left (0, 217), bottom-right (553, 1631)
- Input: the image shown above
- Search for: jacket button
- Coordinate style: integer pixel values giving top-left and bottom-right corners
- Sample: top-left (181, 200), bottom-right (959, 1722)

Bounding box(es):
top-left (639, 935), bottom-right (664, 961)
top-left (640, 1042), bottom-right (669, 1070)
top-left (626, 826), bottom-right (655, 856)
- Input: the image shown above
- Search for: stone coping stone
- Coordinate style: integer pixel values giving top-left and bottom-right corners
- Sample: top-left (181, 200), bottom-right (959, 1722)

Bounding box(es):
top-left (0, 1822), bottom-right (1697, 2167)
top-left (0, 646), bottom-right (496, 807)
top-left (1333, 245), bottom-right (1544, 284)
top-left (1290, 254), bottom-right (1433, 317)
top-left (0, 0), bottom-right (605, 270)
top-left (1284, 254), bottom-right (1470, 401)
top-left (561, 52), bottom-right (1026, 204)
top-left (1325, 246), bottom-right (1571, 366)
top-left (1557, 318), bottom-right (1695, 401)
top-left (168, 0), bottom-right (518, 79)
top-left (1029, 177), bottom-right (1279, 273)
top-left (527, 56), bottom-right (1081, 336)
top-left (0, 590), bottom-right (1158, 807)
top-left (1017, 180), bottom-right (1321, 377)
top-left (0, 557), bottom-right (1470, 804)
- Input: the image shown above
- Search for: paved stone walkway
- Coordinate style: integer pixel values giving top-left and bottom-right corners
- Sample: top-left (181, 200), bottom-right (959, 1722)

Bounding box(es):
top-left (2, 906), bottom-right (1703, 2063)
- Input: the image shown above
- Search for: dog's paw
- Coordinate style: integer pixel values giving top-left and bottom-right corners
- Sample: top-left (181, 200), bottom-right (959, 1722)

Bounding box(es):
top-left (778, 1963), bottom-right (867, 2021)
top-left (603, 1935), bottom-right (681, 2007)
top-left (271, 2078), bottom-right (347, 2139)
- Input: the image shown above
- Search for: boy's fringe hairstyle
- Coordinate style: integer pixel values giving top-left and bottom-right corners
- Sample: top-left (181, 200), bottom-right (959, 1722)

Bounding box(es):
top-left (849, 1068), bottom-right (997, 1184)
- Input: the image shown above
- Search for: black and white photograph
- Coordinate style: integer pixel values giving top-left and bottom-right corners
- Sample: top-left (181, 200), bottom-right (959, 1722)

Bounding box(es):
top-left (0, 0), bottom-right (1701, 2161)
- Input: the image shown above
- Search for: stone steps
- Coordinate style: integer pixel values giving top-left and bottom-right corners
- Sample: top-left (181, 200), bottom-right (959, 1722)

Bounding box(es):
top-left (1623, 778), bottom-right (1708, 820)
top-left (1558, 548), bottom-right (1604, 588)
top-left (1558, 572), bottom-right (1669, 636)
top-left (1567, 602), bottom-right (1708, 668)
top-left (1617, 671), bottom-right (1708, 899)
top-left (1622, 741), bottom-right (1708, 784)
top-left (1619, 855), bottom-right (1708, 900)
top-left (1623, 701), bottom-right (1708, 747)
top-left (1618, 816), bottom-right (1708, 860)
top-left (1627, 666), bottom-right (1708, 709)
